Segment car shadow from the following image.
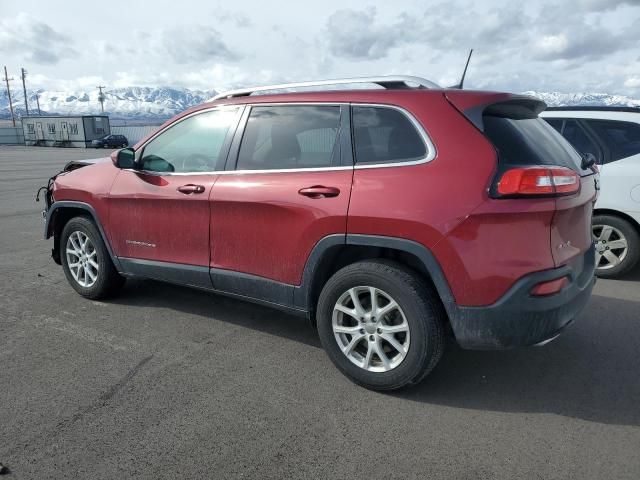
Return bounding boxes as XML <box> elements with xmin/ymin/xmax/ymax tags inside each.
<box><xmin>111</xmin><ymin>278</ymin><xmax>322</xmax><ymax>349</ymax></box>
<box><xmin>112</xmin><ymin>281</ymin><xmax>639</xmax><ymax>427</ymax></box>
<box><xmin>394</xmin><ymin>293</ymin><xmax>640</xmax><ymax>427</ymax></box>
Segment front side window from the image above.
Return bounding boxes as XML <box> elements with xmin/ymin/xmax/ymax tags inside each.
<box><xmin>236</xmin><ymin>105</ymin><xmax>341</xmax><ymax>170</ymax></box>
<box><xmin>140</xmin><ymin>108</ymin><xmax>239</xmax><ymax>173</ymax></box>
<box><xmin>585</xmin><ymin>119</ymin><xmax>640</xmax><ymax>163</ymax></box>
<box><xmin>352</xmin><ymin>106</ymin><xmax>427</xmax><ymax>164</ymax></box>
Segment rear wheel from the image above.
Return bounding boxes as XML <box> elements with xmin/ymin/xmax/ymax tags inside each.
<box><xmin>61</xmin><ymin>216</ymin><xmax>125</xmax><ymax>299</ymax></box>
<box><xmin>592</xmin><ymin>214</ymin><xmax>640</xmax><ymax>278</ymax></box>
<box><xmin>316</xmin><ymin>260</ymin><xmax>445</xmax><ymax>391</ymax></box>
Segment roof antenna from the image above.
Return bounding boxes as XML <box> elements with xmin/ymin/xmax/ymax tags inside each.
<box><xmin>452</xmin><ymin>49</ymin><xmax>473</xmax><ymax>89</ymax></box>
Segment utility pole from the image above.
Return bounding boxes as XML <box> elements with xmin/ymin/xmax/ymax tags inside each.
<box><xmin>2</xmin><ymin>66</ymin><xmax>16</xmax><ymax>127</ymax></box>
<box><xmin>20</xmin><ymin>68</ymin><xmax>29</xmax><ymax>116</ymax></box>
<box><xmin>36</xmin><ymin>93</ymin><xmax>41</xmax><ymax>115</ymax></box>
<box><xmin>96</xmin><ymin>85</ymin><xmax>106</xmax><ymax>113</ymax></box>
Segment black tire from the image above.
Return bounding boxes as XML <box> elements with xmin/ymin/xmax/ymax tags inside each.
<box><xmin>593</xmin><ymin>214</ymin><xmax>640</xmax><ymax>278</ymax></box>
<box><xmin>316</xmin><ymin>260</ymin><xmax>446</xmax><ymax>391</ymax></box>
<box><xmin>60</xmin><ymin>216</ymin><xmax>125</xmax><ymax>299</ymax></box>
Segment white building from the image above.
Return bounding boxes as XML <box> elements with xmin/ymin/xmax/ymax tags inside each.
<box><xmin>21</xmin><ymin>115</ymin><xmax>111</xmax><ymax>147</ymax></box>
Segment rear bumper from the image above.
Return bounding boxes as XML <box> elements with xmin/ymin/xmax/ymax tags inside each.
<box><xmin>449</xmin><ymin>244</ymin><xmax>596</xmax><ymax>349</ymax></box>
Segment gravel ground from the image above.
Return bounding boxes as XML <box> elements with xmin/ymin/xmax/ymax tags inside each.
<box><xmin>1</xmin><ymin>145</ymin><xmax>639</xmax><ymax>479</ymax></box>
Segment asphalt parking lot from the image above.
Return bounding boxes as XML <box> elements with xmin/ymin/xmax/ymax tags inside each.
<box><xmin>1</xmin><ymin>145</ymin><xmax>639</xmax><ymax>479</ymax></box>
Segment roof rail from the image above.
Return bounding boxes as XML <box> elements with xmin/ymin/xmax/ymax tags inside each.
<box><xmin>212</xmin><ymin>75</ymin><xmax>440</xmax><ymax>100</ymax></box>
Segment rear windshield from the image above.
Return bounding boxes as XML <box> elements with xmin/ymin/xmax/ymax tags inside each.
<box><xmin>483</xmin><ymin>115</ymin><xmax>589</xmax><ymax>174</ymax></box>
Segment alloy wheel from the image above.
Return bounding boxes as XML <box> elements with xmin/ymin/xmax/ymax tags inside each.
<box><xmin>593</xmin><ymin>224</ymin><xmax>628</xmax><ymax>270</ymax></box>
<box><xmin>332</xmin><ymin>286</ymin><xmax>410</xmax><ymax>373</ymax></box>
<box><xmin>65</xmin><ymin>231</ymin><xmax>99</xmax><ymax>287</ymax></box>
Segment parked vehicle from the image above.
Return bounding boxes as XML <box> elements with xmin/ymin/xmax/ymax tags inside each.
<box><xmin>542</xmin><ymin>107</ymin><xmax>640</xmax><ymax>278</ymax></box>
<box><xmin>91</xmin><ymin>134</ymin><xmax>128</xmax><ymax>148</ymax></box>
<box><xmin>41</xmin><ymin>76</ymin><xmax>597</xmax><ymax>390</ymax></box>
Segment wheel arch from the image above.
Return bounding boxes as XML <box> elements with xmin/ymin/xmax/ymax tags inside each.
<box><xmin>593</xmin><ymin>208</ymin><xmax>640</xmax><ymax>234</ymax></box>
<box><xmin>45</xmin><ymin>201</ymin><xmax>121</xmax><ymax>271</ymax></box>
<box><xmin>295</xmin><ymin>234</ymin><xmax>457</xmax><ymax>324</ymax></box>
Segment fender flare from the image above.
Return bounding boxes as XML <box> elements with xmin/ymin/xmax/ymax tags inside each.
<box><xmin>294</xmin><ymin>233</ymin><xmax>458</xmax><ymax>320</ymax></box>
<box><xmin>44</xmin><ymin>201</ymin><xmax>122</xmax><ymax>271</ymax></box>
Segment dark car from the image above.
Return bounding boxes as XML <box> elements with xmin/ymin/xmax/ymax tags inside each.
<box><xmin>91</xmin><ymin>134</ymin><xmax>128</xmax><ymax>148</ymax></box>
<box><xmin>42</xmin><ymin>76</ymin><xmax>597</xmax><ymax>390</ymax></box>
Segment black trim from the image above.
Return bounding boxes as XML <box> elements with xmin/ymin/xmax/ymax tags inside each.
<box><xmin>45</xmin><ymin>201</ymin><xmax>122</xmax><ymax>271</ymax></box>
<box><xmin>119</xmin><ymin>258</ymin><xmax>212</xmax><ymax>290</ymax></box>
<box><xmin>452</xmin><ymin>245</ymin><xmax>596</xmax><ymax>349</ymax></box>
<box><xmin>210</xmin><ymin>267</ymin><xmax>294</xmax><ymax>307</ymax></box>
<box><xmin>345</xmin><ymin>234</ymin><xmax>459</xmax><ymax>317</ymax></box>
<box><xmin>293</xmin><ymin>234</ymin><xmax>347</xmax><ymax>310</ymax></box>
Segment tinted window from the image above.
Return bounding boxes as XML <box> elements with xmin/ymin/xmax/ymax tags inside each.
<box><xmin>141</xmin><ymin>108</ymin><xmax>239</xmax><ymax>173</ymax></box>
<box><xmin>237</xmin><ymin>106</ymin><xmax>340</xmax><ymax>170</ymax></box>
<box><xmin>561</xmin><ymin>120</ymin><xmax>601</xmax><ymax>163</ymax></box>
<box><xmin>352</xmin><ymin>106</ymin><xmax>426</xmax><ymax>164</ymax></box>
<box><xmin>544</xmin><ymin>118</ymin><xmax>563</xmax><ymax>133</ymax></box>
<box><xmin>585</xmin><ymin>119</ymin><xmax>640</xmax><ymax>163</ymax></box>
<box><xmin>483</xmin><ymin>116</ymin><xmax>588</xmax><ymax>173</ymax></box>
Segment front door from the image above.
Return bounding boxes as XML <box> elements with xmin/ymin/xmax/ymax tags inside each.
<box><xmin>210</xmin><ymin>104</ymin><xmax>353</xmax><ymax>301</ymax></box>
<box><xmin>108</xmin><ymin>107</ymin><xmax>242</xmax><ymax>272</ymax></box>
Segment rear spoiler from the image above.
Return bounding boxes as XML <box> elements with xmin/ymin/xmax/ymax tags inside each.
<box><xmin>444</xmin><ymin>91</ymin><xmax>547</xmax><ymax>131</ymax></box>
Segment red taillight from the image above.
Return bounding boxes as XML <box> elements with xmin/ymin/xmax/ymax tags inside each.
<box><xmin>496</xmin><ymin>166</ymin><xmax>580</xmax><ymax>197</ymax></box>
<box><xmin>531</xmin><ymin>276</ymin><xmax>569</xmax><ymax>296</ymax></box>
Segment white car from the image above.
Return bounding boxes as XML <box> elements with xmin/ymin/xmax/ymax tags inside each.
<box><xmin>542</xmin><ymin>107</ymin><xmax>640</xmax><ymax>278</ymax></box>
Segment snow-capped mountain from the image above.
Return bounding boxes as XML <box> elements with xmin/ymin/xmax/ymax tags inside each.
<box><xmin>523</xmin><ymin>91</ymin><xmax>640</xmax><ymax>108</ymax></box>
<box><xmin>0</xmin><ymin>86</ymin><xmax>216</xmax><ymax>120</ymax></box>
<box><xmin>1</xmin><ymin>86</ymin><xmax>638</xmax><ymax>121</ymax></box>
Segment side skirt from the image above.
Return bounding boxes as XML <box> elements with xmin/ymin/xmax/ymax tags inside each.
<box><xmin>118</xmin><ymin>258</ymin><xmax>307</xmax><ymax>318</ymax></box>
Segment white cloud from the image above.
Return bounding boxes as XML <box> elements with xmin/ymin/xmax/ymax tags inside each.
<box><xmin>0</xmin><ymin>13</ymin><xmax>77</xmax><ymax>65</ymax></box>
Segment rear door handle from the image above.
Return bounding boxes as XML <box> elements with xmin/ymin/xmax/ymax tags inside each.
<box><xmin>177</xmin><ymin>184</ymin><xmax>205</xmax><ymax>194</ymax></box>
<box><xmin>298</xmin><ymin>186</ymin><xmax>340</xmax><ymax>199</ymax></box>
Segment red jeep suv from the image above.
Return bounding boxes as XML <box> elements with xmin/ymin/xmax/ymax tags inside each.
<box><xmin>42</xmin><ymin>76</ymin><xmax>598</xmax><ymax>390</ymax></box>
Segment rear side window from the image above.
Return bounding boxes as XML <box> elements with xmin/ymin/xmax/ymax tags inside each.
<box><xmin>237</xmin><ymin>106</ymin><xmax>340</xmax><ymax>170</ymax></box>
<box><xmin>483</xmin><ymin>116</ymin><xmax>588</xmax><ymax>174</ymax></box>
<box><xmin>585</xmin><ymin>119</ymin><xmax>640</xmax><ymax>163</ymax></box>
<box><xmin>352</xmin><ymin>106</ymin><xmax>426</xmax><ymax>164</ymax></box>
<box><xmin>561</xmin><ymin>120</ymin><xmax>602</xmax><ymax>164</ymax></box>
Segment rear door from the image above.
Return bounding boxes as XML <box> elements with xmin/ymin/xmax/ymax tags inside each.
<box><xmin>108</xmin><ymin>107</ymin><xmax>241</xmax><ymax>270</ymax></box>
<box><xmin>210</xmin><ymin>104</ymin><xmax>352</xmax><ymax>303</ymax></box>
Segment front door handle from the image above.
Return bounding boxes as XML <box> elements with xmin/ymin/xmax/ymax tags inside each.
<box><xmin>298</xmin><ymin>186</ymin><xmax>340</xmax><ymax>199</ymax></box>
<box><xmin>177</xmin><ymin>184</ymin><xmax>205</xmax><ymax>194</ymax></box>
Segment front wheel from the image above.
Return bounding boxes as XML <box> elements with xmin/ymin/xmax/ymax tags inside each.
<box><xmin>316</xmin><ymin>260</ymin><xmax>445</xmax><ymax>391</ymax></box>
<box><xmin>593</xmin><ymin>214</ymin><xmax>640</xmax><ymax>278</ymax></box>
<box><xmin>61</xmin><ymin>216</ymin><xmax>125</xmax><ymax>299</ymax></box>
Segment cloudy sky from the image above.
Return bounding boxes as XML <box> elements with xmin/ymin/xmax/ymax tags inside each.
<box><xmin>1</xmin><ymin>0</ymin><xmax>639</xmax><ymax>95</ymax></box>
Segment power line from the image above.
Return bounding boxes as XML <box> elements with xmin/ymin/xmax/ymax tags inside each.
<box><xmin>2</xmin><ymin>66</ymin><xmax>16</xmax><ymax>127</ymax></box>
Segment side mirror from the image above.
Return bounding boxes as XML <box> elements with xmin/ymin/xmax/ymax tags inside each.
<box><xmin>111</xmin><ymin>147</ymin><xmax>136</xmax><ymax>169</ymax></box>
<box><xmin>581</xmin><ymin>152</ymin><xmax>597</xmax><ymax>171</ymax></box>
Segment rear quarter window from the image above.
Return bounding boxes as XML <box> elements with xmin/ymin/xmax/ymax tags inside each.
<box><xmin>352</xmin><ymin>106</ymin><xmax>427</xmax><ymax>164</ymax></box>
<box><xmin>585</xmin><ymin>119</ymin><xmax>640</xmax><ymax>163</ymax></box>
<box><xmin>483</xmin><ymin>116</ymin><xmax>589</xmax><ymax>174</ymax></box>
